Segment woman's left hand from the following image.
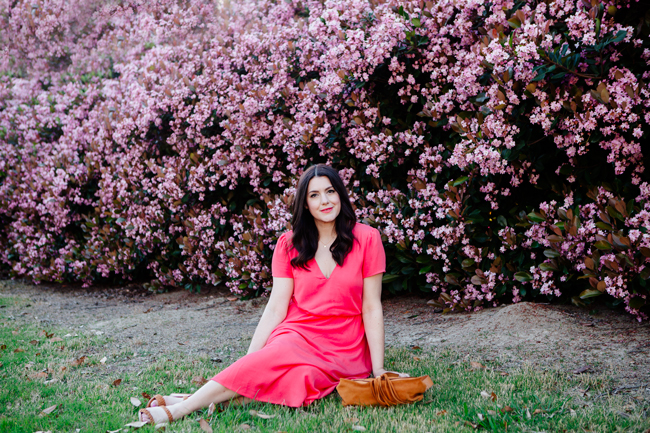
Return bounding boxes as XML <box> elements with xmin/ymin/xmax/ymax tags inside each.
<box><xmin>373</xmin><ymin>368</ymin><xmax>410</xmax><ymax>378</ymax></box>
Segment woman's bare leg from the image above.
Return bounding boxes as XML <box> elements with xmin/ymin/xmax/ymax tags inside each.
<box><xmin>143</xmin><ymin>381</ymin><xmax>250</xmax><ymax>423</ymax></box>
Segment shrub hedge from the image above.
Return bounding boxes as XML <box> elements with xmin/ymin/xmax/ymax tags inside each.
<box><xmin>1</xmin><ymin>0</ymin><xmax>649</xmax><ymax>319</ymax></box>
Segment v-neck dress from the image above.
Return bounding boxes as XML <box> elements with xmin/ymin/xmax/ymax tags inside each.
<box><xmin>210</xmin><ymin>222</ymin><xmax>386</xmax><ymax>407</ymax></box>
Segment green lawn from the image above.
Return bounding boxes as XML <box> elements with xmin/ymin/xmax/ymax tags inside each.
<box><xmin>0</xmin><ymin>295</ymin><xmax>647</xmax><ymax>432</ymax></box>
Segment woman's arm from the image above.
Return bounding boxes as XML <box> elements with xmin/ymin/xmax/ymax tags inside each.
<box><xmin>247</xmin><ymin>277</ymin><xmax>294</xmax><ymax>354</ymax></box>
<box><xmin>362</xmin><ymin>273</ymin><xmax>409</xmax><ymax>377</ymax></box>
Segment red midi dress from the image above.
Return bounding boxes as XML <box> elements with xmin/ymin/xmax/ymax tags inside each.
<box><xmin>210</xmin><ymin>222</ymin><xmax>386</xmax><ymax>407</ymax></box>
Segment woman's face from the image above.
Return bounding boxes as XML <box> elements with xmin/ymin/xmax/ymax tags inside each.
<box><xmin>305</xmin><ymin>176</ymin><xmax>341</xmax><ymax>225</ymax></box>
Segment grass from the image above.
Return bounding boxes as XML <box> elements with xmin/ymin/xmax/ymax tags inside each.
<box><xmin>0</xmin><ymin>295</ymin><xmax>648</xmax><ymax>433</ymax></box>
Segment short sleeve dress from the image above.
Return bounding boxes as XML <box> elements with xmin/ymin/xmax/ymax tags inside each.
<box><xmin>210</xmin><ymin>222</ymin><xmax>386</xmax><ymax>407</ymax></box>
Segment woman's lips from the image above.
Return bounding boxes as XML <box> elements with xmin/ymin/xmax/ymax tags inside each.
<box><xmin>321</xmin><ymin>207</ymin><xmax>333</xmax><ymax>213</ymax></box>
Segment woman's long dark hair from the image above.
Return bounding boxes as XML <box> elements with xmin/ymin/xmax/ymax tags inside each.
<box><xmin>288</xmin><ymin>164</ymin><xmax>357</xmax><ymax>270</ymax></box>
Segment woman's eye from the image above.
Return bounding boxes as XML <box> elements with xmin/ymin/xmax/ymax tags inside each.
<box><xmin>310</xmin><ymin>194</ymin><xmax>317</xmax><ymax>198</ymax></box>
<box><xmin>328</xmin><ymin>189</ymin><xmax>335</xmax><ymax>194</ymax></box>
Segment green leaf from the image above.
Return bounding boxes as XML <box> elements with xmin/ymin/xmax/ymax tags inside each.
<box><xmin>527</xmin><ymin>212</ymin><xmax>546</xmax><ymax>223</ymax></box>
<box><xmin>411</xmin><ymin>17</ymin><xmax>421</xmax><ymax>28</ymax></box>
<box><xmin>610</xmin><ymin>30</ymin><xmax>627</xmax><ymax>44</ymax></box>
<box><xmin>606</xmin><ymin>205</ymin><xmax>624</xmax><ymax>221</ymax></box>
<box><xmin>595</xmin><ymin>222</ymin><xmax>612</xmax><ymax>231</ymax></box>
<box><xmin>544</xmin><ymin>249</ymin><xmax>560</xmax><ymax>258</ymax></box>
<box><xmin>382</xmin><ymin>274</ymin><xmax>400</xmax><ymax>283</ymax></box>
<box><xmin>497</xmin><ymin>215</ymin><xmax>507</xmax><ymax>227</ymax></box>
<box><xmin>628</xmin><ymin>297</ymin><xmax>645</xmax><ymax>310</ymax></box>
<box><xmin>579</xmin><ymin>289</ymin><xmax>602</xmax><ymax>299</ymax></box>
<box><xmin>452</xmin><ymin>176</ymin><xmax>469</xmax><ymax>186</ymax></box>
<box><xmin>531</xmin><ymin>70</ymin><xmax>546</xmax><ymax>82</ymax></box>
<box><xmin>461</xmin><ymin>258</ymin><xmax>475</xmax><ymax>268</ymax></box>
<box><xmin>594</xmin><ymin>240</ymin><xmax>611</xmax><ymax>250</ymax></box>
<box><xmin>507</xmin><ymin>17</ymin><xmax>521</xmax><ymax>28</ymax></box>
<box><xmin>514</xmin><ymin>271</ymin><xmax>533</xmax><ymax>282</ymax></box>
<box><xmin>539</xmin><ymin>263</ymin><xmax>557</xmax><ymax>272</ymax></box>
<box><xmin>445</xmin><ymin>274</ymin><xmax>460</xmax><ymax>285</ymax></box>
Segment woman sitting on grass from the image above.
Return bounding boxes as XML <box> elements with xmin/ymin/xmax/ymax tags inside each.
<box><xmin>139</xmin><ymin>164</ymin><xmax>408</xmax><ymax>425</ymax></box>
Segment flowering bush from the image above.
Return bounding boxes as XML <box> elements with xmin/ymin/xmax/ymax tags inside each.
<box><xmin>1</xmin><ymin>0</ymin><xmax>649</xmax><ymax>320</ymax></box>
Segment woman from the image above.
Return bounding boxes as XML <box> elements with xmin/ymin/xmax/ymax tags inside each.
<box><xmin>139</xmin><ymin>164</ymin><xmax>408</xmax><ymax>425</ymax></box>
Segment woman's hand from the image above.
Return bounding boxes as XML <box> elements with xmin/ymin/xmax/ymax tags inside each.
<box><xmin>372</xmin><ymin>368</ymin><xmax>410</xmax><ymax>378</ymax></box>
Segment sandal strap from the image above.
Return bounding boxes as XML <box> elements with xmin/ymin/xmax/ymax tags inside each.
<box><xmin>161</xmin><ymin>406</ymin><xmax>174</xmax><ymax>423</ymax></box>
<box><xmin>139</xmin><ymin>408</ymin><xmax>154</xmax><ymax>425</ymax></box>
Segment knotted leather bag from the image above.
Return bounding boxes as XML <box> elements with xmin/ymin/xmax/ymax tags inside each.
<box><xmin>336</xmin><ymin>372</ymin><xmax>433</xmax><ymax>407</ymax></box>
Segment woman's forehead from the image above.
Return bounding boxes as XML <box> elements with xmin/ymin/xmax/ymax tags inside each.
<box><xmin>307</xmin><ymin>176</ymin><xmax>333</xmax><ymax>192</ymax></box>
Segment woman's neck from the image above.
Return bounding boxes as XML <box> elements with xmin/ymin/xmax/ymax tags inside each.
<box><xmin>314</xmin><ymin>219</ymin><xmax>337</xmax><ymax>241</ymax></box>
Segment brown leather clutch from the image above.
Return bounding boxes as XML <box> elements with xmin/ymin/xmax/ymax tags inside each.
<box><xmin>336</xmin><ymin>373</ymin><xmax>433</xmax><ymax>407</ymax></box>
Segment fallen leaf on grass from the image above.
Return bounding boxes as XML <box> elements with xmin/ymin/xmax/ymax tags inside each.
<box><xmin>207</xmin><ymin>402</ymin><xmax>216</xmax><ymax>416</ymax></box>
<box><xmin>533</xmin><ymin>409</ymin><xmax>544</xmax><ymax>415</ymax></box>
<box><xmin>413</xmin><ymin>356</ymin><xmax>420</xmax><ymax>361</ymax></box>
<box><xmin>249</xmin><ymin>410</ymin><xmax>277</xmax><ymax>419</ymax></box>
<box><xmin>199</xmin><ymin>419</ymin><xmax>212</xmax><ymax>433</ymax></box>
<box><xmin>38</xmin><ymin>404</ymin><xmax>57</xmax><ymax>417</ymax></box>
<box><xmin>477</xmin><ymin>413</ymin><xmax>484</xmax><ymax>421</ymax></box>
<box><xmin>464</xmin><ymin>420</ymin><xmax>478</xmax><ymax>429</ymax></box>
<box><xmin>34</xmin><ymin>372</ymin><xmax>48</xmax><ymax>379</ymax></box>
<box><xmin>100</xmin><ymin>356</ymin><xmax>107</xmax><ymax>364</ymax></box>
<box><xmin>436</xmin><ymin>410</ymin><xmax>448</xmax><ymax>416</ymax></box>
<box><xmin>487</xmin><ymin>410</ymin><xmax>496</xmax><ymax>415</ymax></box>
<box><xmin>71</xmin><ymin>356</ymin><xmax>87</xmax><ymax>367</ymax></box>
<box><xmin>480</xmin><ymin>391</ymin><xmax>497</xmax><ymax>401</ymax></box>
<box><xmin>345</xmin><ymin>417</ymin><xmax>360</xmax><ymax>423</ymax></box>
<box><xmin>500</xmin><ymin>372</ymin><xmax>509</xmax><ymax>376</ymax></box>
<box><xmin>570</xmin><ymin>408</ymin><xmax>577</xmax><ymax>417</ymax></box>
<box><xmin>177</xmin><ymin>341</ymin><xmax>188</xmax><ymax>346</ymax></box>
<box><xmin>14</xmin><ymin>348</ymin><xmax>24</xmax><ymax>353</ymax></box>
<box><xmin>192</xmin><ymin>376</ymin><xmax>208</xmax><ymax>385</ymax></box>
<box><xmin>108</xmin><ymin>429</ymin><xmax>122</xmax><ymax>433</ymax></box>
<box><xmin>239</xmin><ymin>424</ymin><xmax>251</xmax><ymax>430</ymax></box>
<box><xmin>124</xmin><ymin>421</ymin><xmax>147</xmax><ymax>428</ymax></box>
<box><xmin>501</xmin><ymin>406</ymin><xmax>514</xmax><ymax>413</ymax></box>
<box><xmin>142</xmin><ymin>392</ymin><xmax>152</xmax><ymax>400</ymax></box>
<box><xmin>352</xmin><ymin>426</ymin><xmax>366</xmax><ymax>432</ymax></box>
<box><xmin>50</xmin><ymin>337</ymin><xmax>63</xmax><ymax>342</ymax></box>
<box><xmin>0</xmin><ymin>344</ymin><xmax>6</xmax><ymax>350</ymax></box>
<box><xmin>112</xmin><ymin>378</ymin><xmax>122</xmax><ymax>387</ymax></box>
<box><xmin>573</xmin><ymin>365</ymin><xmax>591</xmax><ymax>374</ymax></box>
<box><xmin>227</xmin><ymin>296</ymin><xmax>238</xmax><ymax>301</ymax></box>
<box><xmin>470</xmin><ymin>361</ymin><xmax>486</xmax><ymax>370</ymax></box>
<box><xmin>12</xmin><ymin>330</ymin><xmax>19</xmax><ymax>335</ymax></box>
<box><xmin>130</xmin><ymin>397</ymin><xmax>142</xmax><ymax>407</ymax></box>
<box><xmin>0</xmin><ymin>362</ymin><xmax>3</xmax><ymax>368</ymax></box>
<box><xmin>30</xmin><ymin>340</ymin><xmax>39</xmax><ymax>345</ymax></box>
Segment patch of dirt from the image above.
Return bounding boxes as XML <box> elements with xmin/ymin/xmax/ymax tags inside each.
<box><xmin>2</xmin><ymin>279</ymin><xmax>649</xmax><ymax>397</ymax></box>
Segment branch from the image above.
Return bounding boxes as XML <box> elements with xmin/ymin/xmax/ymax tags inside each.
<box><xmin>542</xmin><ymin>55</ymin><xmax>602</xmax><ymax>80</ymax></box>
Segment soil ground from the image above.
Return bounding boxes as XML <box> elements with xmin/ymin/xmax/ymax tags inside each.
<box><xmin>1</xmin><ymin>279</ymin><xmax>649</xmax><ymax>402</ymax></box>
